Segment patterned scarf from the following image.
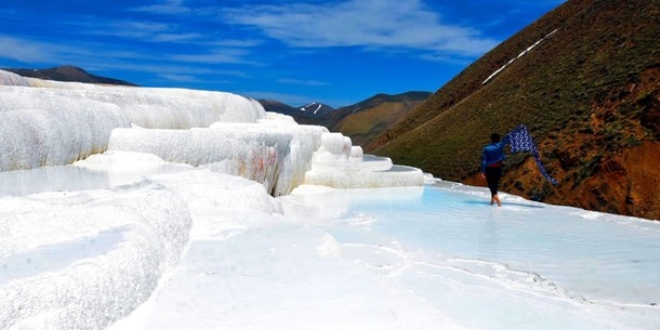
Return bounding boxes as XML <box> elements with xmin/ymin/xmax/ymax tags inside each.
<box><xmin>506</xmin><ymin>125</ymin><xmax>558</xmax><ymax>185</ymax></box>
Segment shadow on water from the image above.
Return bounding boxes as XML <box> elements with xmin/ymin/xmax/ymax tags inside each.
<box><xmin>463</xmin><ymin>200</ymin><xmax>546</xmax><ymax>209</ymax></box>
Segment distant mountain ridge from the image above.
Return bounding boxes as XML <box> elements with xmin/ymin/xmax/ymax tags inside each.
<box><xmin>259</xmin><ymin>100</ymin><xmax>335</xmax><ymax>119</ymax></box>
<box><xmin>259</xmin><ymin>100</ymin><xmax>298</xmax><ymax>116</ymax></box>
<box><xmin>324</xmin><ymin>92</ymin><xmax>432</xmax><ymax>147</ymax></box>
<box><xmin>4</xmin><ymin>65</ymin><xmax>137</xmax><ymax>86</ymax></box>
<box><xmin>369</xmin><ymin>0</ymin><xmax>660</xmax><ymax>220</ymax></box>
<box><xmin>337</xmin><ymin>92</ymin><xmax>433</xmax><ymax>115</ymax></box>
<box><xmin>260</xmin><ymin>91</ymin><xmax>432</xmax><ymax>147</ymax></box>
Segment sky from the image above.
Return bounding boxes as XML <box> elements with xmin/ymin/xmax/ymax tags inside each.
<box><xmin>0</xmin><ymin>0</ymin><xmax>565</xmax><ymax>107</ymax></box>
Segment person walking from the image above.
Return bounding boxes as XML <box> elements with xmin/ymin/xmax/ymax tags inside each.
<box><xmin>480</xmin><ymin>132</ymin><xmax>510</xmax><ymax>207</ymax></box>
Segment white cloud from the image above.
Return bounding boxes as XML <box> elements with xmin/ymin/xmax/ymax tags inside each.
<box><xmin>153</xmin><ymin>33</ymin><xmax>203</xmax><ymax>42</ymax></box>
<box><xmin>132</xmin><ymin>0</ymin><xmax>192</xmax><ymax>15</ymax></box>
<box><xmin>223</xmin><ymin>0</ymin><xmax>499</xmax><ymax>57</ymax></box>
<box><xmin>418</xmin><ymin>53</ymin><xmax>471</xmax><ymax>65</ymax></box>
<box><xmin>83</xmin><ymin>20</ymin><xmax>173</xmax><ymax>40</ymax></box>
<box><xmin>0</xmin><ymin>36</ymin><xmax>52</xmax><ymax>62</ymax></box>
<box><xmin>170</xmin><ymin>49</ymin><xmax>258</xmax><ymax>65</ymax></box>
<box><xmin>78</xmin><ymin>19</ymin><xmax>262</xmax><ymax>50</ymax></box>
<box><xmin>91</xmin><ymin>62</ymin><xmax>250</xmax><ymax>79</ymax></box>
<box><xmin>157</xmin><ymin>73</ymin><xmax>198</xmax><ymax>82</ymax></box>
<box><xmin>206</xmin><ymin>39</ymin><xmax>263</xmax><ymax>48</ymax></box>
<box><xmin>0</xmin><ymin>34</ymin><xmax>254</xmax><ymax>82</ymax></box>
<box><xmin>278</xmin><ymin>78</ymin><xmax>329</xmax><ymax>87</ymax></box>
<box><xmin>0</xmin><ymin>36</ymin><xmax>146</xmax><ymax>65</ymax></box>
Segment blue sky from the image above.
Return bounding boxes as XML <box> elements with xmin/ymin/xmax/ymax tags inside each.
<box><xmin>0</xmin><ymin>0</ymin><xmax>564</xmax><ymax>107</ymax></box>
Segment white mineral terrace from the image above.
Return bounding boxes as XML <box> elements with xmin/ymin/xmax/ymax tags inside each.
<box><xmin>0</xmin><ymin>69</ymin><xmax>425</xmax><ymax>329</ymax></box>
<box><xmin>0</xmin><ymin>69</ymin><xmax>423</xmax><ymax>193</ymax></box>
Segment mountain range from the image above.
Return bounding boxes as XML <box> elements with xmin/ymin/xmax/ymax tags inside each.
<box><xmin>367</xmin><ymin>0</ymin><xmax>660</xmax><ymax>220</ymax></box>
<box><xmin>3</xmin><ymin>65</ymin><xmax>137</xmax><ymax>86</ymax></box>
<box><xmin>259</xmin><ymin>100</ymin><xmax>335</xmax><ymax>119</ymax></box>
<box><xmin>260</xmin><ymin>91</ymin><xmax>432</xmax><ymax>147</ymax></box>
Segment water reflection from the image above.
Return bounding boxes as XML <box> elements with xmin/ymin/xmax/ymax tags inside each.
<box><xmin>282</xmin><ymin>183</ymin><xmax>660</xmax><ymax>309</ymax></box>
<box><xmin>0</xmin><ymin>163</ymin><xmax>191</xmax><ymax>197</ymax></box>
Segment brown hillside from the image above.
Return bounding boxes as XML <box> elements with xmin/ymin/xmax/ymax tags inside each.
<box><xmin>332</xmin><ymin>99</ymin><xmax>428</xmax><ymax>147</ymax></box>
<box><xmin>370</xmin><ymin>0</ymin><xmax>660</xmax><ymax>220</ymax></box>
<box><xmin>294</xmin><ymin>92</ymin><xmax>430</xmax><ymax>147</ymax></box>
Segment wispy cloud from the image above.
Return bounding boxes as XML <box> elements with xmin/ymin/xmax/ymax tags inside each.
<box><xmin>152</xmin><ymin>33</ymin><xmax>204</xmax><ymax>42</ymax></box>
<box><xmin>278</xmin><ymin>78</ymin><xmax>329</xmax><ymax>86</ymax></box>
<box><xmin>82</xmin><ymin>20</ymin><xmax>179</xmax><ymax>41</ymax></box>
<box><xmin>132</xmin><ymin>0</ymin><xmax>192</xmax><ymax>15</ymax></box>
<box><xmin>0</xmin><ymin>35</ymin><xmax>250</xmax><ymax>80</ymax></box>
<box><xmin>78</xmin><ymin>18</ymin><xmax>264</xmax><ymax>57</ymax></box>
<box><xmin>86</xmin><ymin>62</ymin><xmax>252</xmax><ymax>87</ymax></box>
<box><xmin>170</xmin><ymin>49</ymin><xmax>258</xmax><ymax>66</ymax></box>
<box><xmin>0</xmin><ymin>35</ymin><xmax>144</xmax><ymax>64</ymax></box>
<box><xmin>94</xmin><ymin>62</ymin><xmax>244</xmax><ymax>77</ymax></box>
<box><xmin>223</xmin><ymin>0</ymin><xmax>499</xmax><ymax>57</ymax></box>
<box><xmin>0</xmin><ymin>36</ymin><xmax>54</xmax><ymax>62</ymax></box>
<box><xmin>157</xmin><ymin>73</ymin><xmax>198</xmax><ymax>82</ymax></box>
<box><xmin>206</xmin><ymin>39</ymin><xmax>264</xmax><ymax>48</ymax></box>
<box><xmin>419</xmin><ymin>53</ymin><xmax>472</xmax><ymax>65</ymax></box>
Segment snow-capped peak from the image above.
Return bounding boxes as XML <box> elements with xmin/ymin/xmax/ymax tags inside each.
<box><xmin>300</xmin><ymin>102</ymin><xmax>325</xmax><ymax>115</ymax></box>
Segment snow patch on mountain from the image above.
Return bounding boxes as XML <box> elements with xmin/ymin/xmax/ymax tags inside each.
<box><xmin>483</xmin><ymin>29</ymin><xmax>558</xmax><ymax>85</ymax></box>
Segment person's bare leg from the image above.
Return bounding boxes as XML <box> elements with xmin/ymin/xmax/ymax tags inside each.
<box><xmin>490</xmin><ymin>197</ymin><xmax>494</xmax><ymax>205</ymax></box>
<box><xmin>493</xmin><ymin>195</ymin><xmax>502</xmax><ymax>207</ymax></box>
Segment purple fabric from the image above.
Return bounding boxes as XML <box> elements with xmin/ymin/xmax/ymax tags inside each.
<box><xmin>506</xmin><ymin>125</ymin><xmax>557</xmax><ymax>185</ymax></box>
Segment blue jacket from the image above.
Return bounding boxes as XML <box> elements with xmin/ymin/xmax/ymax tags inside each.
<box><xmin>481</xmin><ymin>135</ymin><xmax>510</xmax><ymax>173</ymax></box>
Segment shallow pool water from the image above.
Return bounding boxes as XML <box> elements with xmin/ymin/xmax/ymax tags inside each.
<box><xmin>281</xmin><ymin>182</ymin><xmax>660</xmax><ymax>329</ymax></box>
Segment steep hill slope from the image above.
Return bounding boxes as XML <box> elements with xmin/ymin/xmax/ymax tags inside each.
<box><xmin>4</xmin><ymin>65</ymin><xmax>137</xmax><ymax>86</ymax></box>
<box><xmin>370</xmin><ymin>0</ymin><xmax>660</xmax><ymax>220</ymax></box>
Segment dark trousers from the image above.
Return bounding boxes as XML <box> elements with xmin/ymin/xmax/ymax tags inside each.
<box><xmin>485</xmin><ymin>166</ymin><xmax>503</xmax><ymax>197</ymax></box>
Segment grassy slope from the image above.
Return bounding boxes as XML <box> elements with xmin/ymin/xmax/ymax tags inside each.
<box><xmin>332</xmin><ymin>97</ymin><xmax>429</xmax><ymax>147</ymax></box>
<box><xmin>371</xmin><ymin>0</ymin><xmax>660</xmax><ymax>220</ymax></box>
<box><xmin>335</xmin><ymin>102</ymin><xmax>414</xmax><ymax>147</ymax></box>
